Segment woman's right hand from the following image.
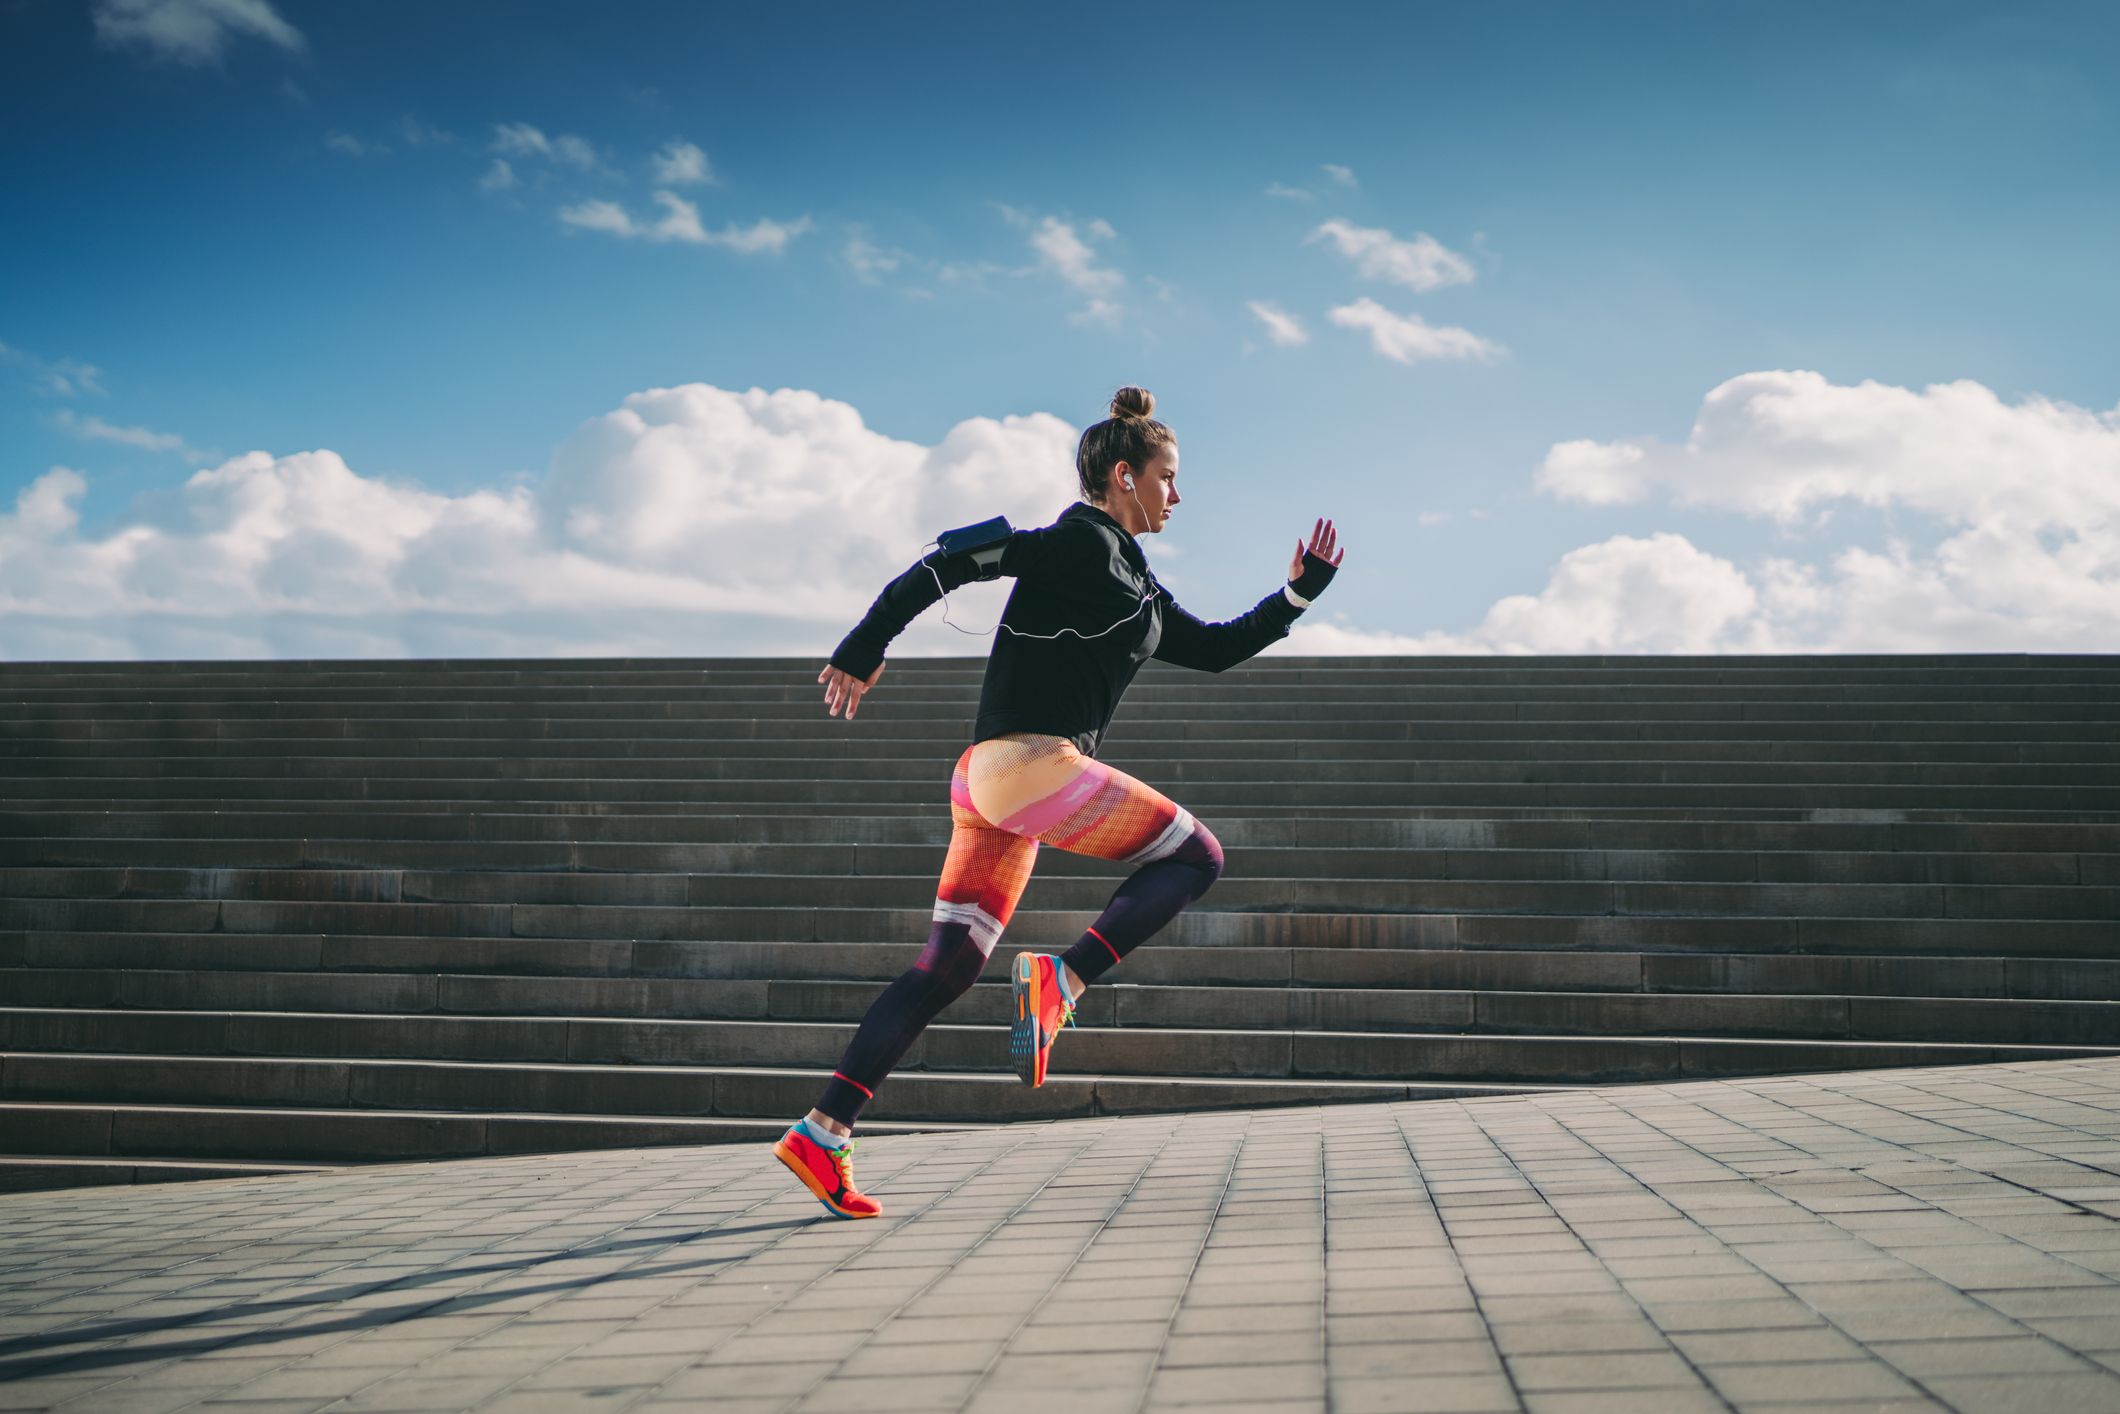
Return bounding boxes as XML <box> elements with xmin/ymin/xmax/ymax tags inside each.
<box><xmin>818</xmin><ymin>661</ymin><xmax>885</xmax><ymax>719</ymax></box>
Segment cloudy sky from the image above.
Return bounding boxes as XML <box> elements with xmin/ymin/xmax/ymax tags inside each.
<box><xmin>2</xmin><ymin>0</ymin><xmax>2117</xmax><ymax>660</ymax></box>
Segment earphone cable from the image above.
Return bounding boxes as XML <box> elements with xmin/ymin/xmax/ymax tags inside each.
<box><xmin>925</xmin><ymin>481</ymin><xmax>1159</xmax><ymax>641</ymax></box>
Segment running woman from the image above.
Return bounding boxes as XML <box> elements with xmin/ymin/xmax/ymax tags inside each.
<box><xmin>774</xmin><ymin>386</ymin><xmax>1343</xmax><ymax>1219</ymax></box>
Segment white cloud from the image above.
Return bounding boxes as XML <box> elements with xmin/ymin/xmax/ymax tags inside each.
<box><xmin>1508</xmin><ymin>370</ymin><xmax>2120</xmax><ymax>651</ymax></box>
<box><xmin>1416</xmin><ymin>511</ymin><xmax>1454</xmax><ymax>528</ymax></box>
<box><xmin>557</xmin><ymin>198</ymin><xmax>633</xmax><ymax>236</ymax></box>
<box><xmin>844</xmin><ymin>230</ymin><xmax>907</xmax><ymax>284</ymax></box>
<box><xmin>0</xmin><ymin>341</ymin><xmax>107</xmax><ymax>398</ymax></box>
<box><xmin>395</xmin><ymin>115</ymin><xmax>454</xmax><ymax>148</ymax></box>
<box><xmin>709</xmin><ymin>215</ymin><xmax>813</xmax><ymax>254</ymax></box>
<box><xmin>324</xmin><ymin>130</ymin><xmax>381</xmax><ymax>158</ymax></box>
<box><xmin>1321</xmin><ymin>163</ymin><xmax>1358</xmax><ymax>188</ymax></box>
<box><xmin>9</xmin><ymin>468</ymin><xmax>88</xmax><ymax>538</ymax></box>
<box><xmin>492</xmin><ymin>122</ymin><xmax>601</xmax><ymax>171</ymax></box>
<box><xmin>1025</xmin><ymin>216</ymin><xmax>1121</xmax><ymax>297</ymax></box>
<box><xmin>1536</xmin><ymin>369</ymin><xmax>2120</xmax><ymax>533</ymax></box>
<box><xmin>1328</xmin><ymin>298</ymin><xmax>1504</xmax><ymax>365</ymax></box>
<box><xmin>54</xmin><ymin>409</ymin><xmax>202</xmax><ymax>460</ymax></box>
<box><xmin>652</xmin><ymin>140</ymin><xmax>713</xmax><ymax>185</ymax></box>
<box><xmin>1325</xmin><ymin>521</ymin><xmax>2120</xmax><ymax>656</ymax></box>
<box><xmin>1343</xmin><ymin>370</ymin><xmax>2120</xmax><ymax>656</ymax></box>
<box><xmin>641</xmin><ymin>191</ymin><xmax>707</xmax><ymax>243</ymax></box>
<box><xmin>1307</xmin><ymin>219</ymin><xmax>1476</xmax><ymax>292</ymax></box>
<box><xmin>1452</xmin><ymin>533</ymin><xmax>1761</xmax><ymax>653</ymax></box>
<box><xmin>0</xmin><ymin>385</ymin><xmax>1086</xmax><ymax>660</ymax></box>
<box><xmin>1246</xmin><ymin>300</ymin><xmax>1309</xmax><ymax>347</ymax></box>
<box><xmin>1265</xmin><ymin>183</ymin><xmax>1314</xmax><ymax>202</ymax></box>
<box><xmin>1067</xmin><ymin>299</ymin><xmax>1123</xmax><ymax>329</ymax></box>
<box><xmin>478</xmin><ymin>159</ymin><xmax>519</xmax><ymax>193</ymax></box>
<box><xmin>1270</xmin><ymin>533</ymin><xmax>1769</xmax><ymax>656</ymax></box>
<box><xmin>491</xmin><ymin>123</ymin><xmax>550</xmax><ymax>157</ymax></box>
<box><xmin>559</xmin><ymin>196</ymin><xmax>809</xmax><ymax>253</ymax></box>
<box><xmin>91</xmin><ymin>0</ymin><xmax>303</xmax><ymax>65</ymax></box>
<box><xmin>998</xmin><ymin>208</ymin><xmax>1128</xmax><ymax>325</ymax></box>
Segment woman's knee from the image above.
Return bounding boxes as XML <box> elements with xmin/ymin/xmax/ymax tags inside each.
<box><xmin>1175</xmin><ymin>818</ymin><xmax>1224</xmax><ymax>891</ymax></box>
<box><xmin>910</xmin><ymin>930</ymin><xmax>987</xmax><ymax>1002</ymax></box>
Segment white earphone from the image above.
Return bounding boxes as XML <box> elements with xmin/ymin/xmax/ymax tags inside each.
<box><xmin>926</xmin><ymin>470</ymin><xmax>1156</xmax><ymax>642</ymax></box>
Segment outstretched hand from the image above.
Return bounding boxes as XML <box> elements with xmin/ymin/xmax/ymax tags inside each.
<box><xmin>1289</xmin><ymin>517</ymin><xmax>1344</xmax><ymax>582</ymax></box>
<box><xmin>818</xmin><ymin>661</ymin><xmax>885</xmax><ymax>720</ymax></box>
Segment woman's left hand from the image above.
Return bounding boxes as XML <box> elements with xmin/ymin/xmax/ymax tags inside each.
<box><xmin>1289</xmin><ymin>518</ymin><xmax>1343</xmax><ymax>581</ymax></box>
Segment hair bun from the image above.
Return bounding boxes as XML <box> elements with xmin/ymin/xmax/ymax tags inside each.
<box><xmin>1109</xmin><ymin>386</ymin><xmax>1155</xmax><ymax>421</ymax></box>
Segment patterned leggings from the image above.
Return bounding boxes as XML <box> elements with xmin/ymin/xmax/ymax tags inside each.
<box><xmin>814</xmin><ymin>731</ymin><xmax>1225</xmax><ymax>1125</ymax></box>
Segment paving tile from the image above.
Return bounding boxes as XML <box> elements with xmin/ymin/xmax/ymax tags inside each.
<box><xmin>1918</xmin><ymin>1372</ymin><xmax>2120</xmax><ymax>1413</ymax></box>
<box><xmin>1702</xmin><ymin>1357</ymin><xmax>1927</xmax><ymax>1403</ymax></box>
<box><xmin>1145</xmin><ymin>1361</ymin><xmax>1326</xmax><ymax>1403</ymax></box>
<box><xmin>1521</xmin><ymin>1390</ymin><xmax>1725</xmax><ymax>1414</ymax></box>
<box><xmin>1506</xmin><ymin>1350</ymin><xmax>1699</xmax><ymax>1392</ymax></box>
<box><xmin>8</xmin><ymin>1058</ymin><xmax>2120</xmax><ymax>1414</ymax></box>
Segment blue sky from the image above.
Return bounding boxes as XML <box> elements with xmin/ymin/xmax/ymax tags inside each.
<box><xmin>3</xmin><ymin>0</ymin><xmax>2117</xmax><ymax>659</ymax></box>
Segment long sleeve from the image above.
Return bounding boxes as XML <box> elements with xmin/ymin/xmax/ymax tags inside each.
<box><xmin>828</xmin><ymin>520</ymin><xmax>1096</xmax><ymax>679</ymax></box>
<box><xmin>1150</xmin><ymin>577</ymin><xmax>1306</xmax><ymax>674</ymax></box>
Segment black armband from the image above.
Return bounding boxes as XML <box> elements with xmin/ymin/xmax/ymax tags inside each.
<box><xmin>1289</xmin><ymin>549</ymin><xmax>1337</xmax><ymax>601</ymax></box>
<box><xmin>937</xmin><ymin>515</ymin><xmax>1013</xmax><ymax>581</ymax></box>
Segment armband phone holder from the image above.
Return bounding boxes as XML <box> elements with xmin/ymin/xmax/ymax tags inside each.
<box><xmin>924</xmin><ymin>509</ymin><xmax>1156</xmax><ymax>642</ymax></box>
<box><xmin>937</xmin><ymin>515</ymin><xmax>1013</xmax><ymax>579</ymax></box>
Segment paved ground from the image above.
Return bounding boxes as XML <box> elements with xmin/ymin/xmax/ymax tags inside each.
<box><xmin>3</xmin><ymin>1060</ymin><xmax>2119</xmax><ymax>1414</ymax></box>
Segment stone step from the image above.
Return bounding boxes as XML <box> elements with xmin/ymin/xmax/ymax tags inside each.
<box><xmin>5</xmin><ymin>1009</ymin><xmax>2112</xmax><ymax>1083</ymax></box>
<box><xmin>11</xmin><ymin>695</ymin><xmax>2120</xmax><ymax>725</ymax></box>
<box><xmin>15</xmin><ymin>714</ymin><xmax>2120</xmax><ymax>747</ymax></box>
<box><xmin>23</xmin><ymin>800</ymin><xmax>2112</xmax><ymax>826</ymax></box>
<box><xmin>0</xmin><ymin>1098</ymin><xmax>974</xmax><ymax>1163</ymax></box>
<box><xmin>8</xmin><ymin>931</ymin><xmax>2111</xmax><ymax>998</ymax></box>
<box><xmin>8</xmin><ymin>658</ymin><xmax>2119</xmax><ymax>686</ymax></box>
<box><xmin>1</xmin><ymin>867</ymin><xmax>2111</xmax><ymax>921</ymax></box>
<box><xmin>7</xmin><ymin>969</ymin><xmax>2114</xmax><ymax>1044</ymax></box>
<box><xmin>6</xmin><ymin>646</ymin><xmax>2113</xmax><ymax>664</ymax></box>
<box><xmin>14</xmin><ymin>755</ymin><xmax>2120</xmax><ymax>789</ymax></box>
<box><xmin>7</xmin><ymin>652</ymin><xmax>2116</xmax><ymax>1175</ymax></box>
<box><xmin>7</xmin><ymin>777</ymin><xmax>2118</xmax><ymax>811</ymax></box>
<box><xmin>2</xmin><ymin>900</ymin><xmax>2110</xmax><ymax>956</ymax></box>
<box><xmin>0</xmin><ymin>1154</ymin><xmax>339</xmax><ymax>1193</ymax></box>
<box><xmin>5</xmin><ymin>810</ymin><xmax>2116</xmax><ymax>852</ymax></box>
<box><xmin>0</xmin><ymin>837</ymin><xmax>2109</xmax><ymax>885</ymax></box>
<box><xmin>24</xmin><ymin>746</ymin><xmax>2120</xmax><ymax>780</ymax></box>
<box><xmin>8</xmin><ymin>670</ymin><xmax>2120</xmax><ymax>696</ymax></box>
<box><xmin>0</xmin><ymin>1053</ymin><xmax>1517</xmax><ymax>1128</ymax></box>
<box><xmin>15</xmin><ymin>736</ymin><xmax>2120</xmax><ymax>767</ymax></box>
<box><xmin>11</xmin><ymin>679</ymin><xmax>2120</xmax><ymax>704</ymax></box>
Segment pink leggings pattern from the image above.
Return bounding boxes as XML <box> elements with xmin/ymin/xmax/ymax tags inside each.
<box><xmin>815</xmin><ymin>732</ymin><xmax>1224</xmax><ymax>1125</ymax></box>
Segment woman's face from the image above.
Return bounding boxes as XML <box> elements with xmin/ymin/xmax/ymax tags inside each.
<box><xmin>1111</xmin><ymin>445</ymin><xmax>1180</xmax><ymax>533</ymax></box>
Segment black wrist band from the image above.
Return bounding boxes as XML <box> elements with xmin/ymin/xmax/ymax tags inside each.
<box><xmin>1289</xmin><ymin>549</ymin><xmax>1336</xmax><ymax>600</ymax></box>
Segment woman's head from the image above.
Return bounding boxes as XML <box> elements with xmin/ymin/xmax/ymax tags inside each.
<box><xmin>1078</xmin><ymin>386</ymin><xmax>1180</xmax><ymax>534</ymax></box>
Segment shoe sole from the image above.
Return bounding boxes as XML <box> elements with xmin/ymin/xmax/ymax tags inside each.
<box><xmin>1010</xmin><ymin>952</ymin><xmax>1047</xmax><ymax>1088</ymax></box>
<box><xmin>773</xmin><ymin>1136</ymin><xmax>880</xmax><ymax>1220</ymax></box>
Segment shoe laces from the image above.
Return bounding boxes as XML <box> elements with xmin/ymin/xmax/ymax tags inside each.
<box><xmin>830</xmin><ymin>1139</ymin><xmax>858</xmax><ymax>1183</ymax></box>
<box><xmin>1048</xmin><ymin>958</ymin><xmax>1077</xmax><ymax>1030</ymax></box>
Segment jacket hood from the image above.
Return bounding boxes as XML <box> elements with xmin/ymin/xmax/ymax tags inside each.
<box><xmin>1060</xmin><ymin>500</ymin><xmax>1144</xmax><ymax>565</ymax></box>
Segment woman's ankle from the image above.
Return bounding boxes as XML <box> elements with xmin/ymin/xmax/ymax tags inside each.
<box><xmin>805</xmin><ymin>1108</ymin><xmax>852</xmax><ymax>1138</ymax></box>
<box><xmin>1060</xmin><ymin>961</ymin><xmax>1085</xmax><ymax>998</ymax></box>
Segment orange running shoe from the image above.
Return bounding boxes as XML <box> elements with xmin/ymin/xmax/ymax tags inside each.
<box><xmin>773</xmin><ymin>1123</ymin><xmax>883</xmax><ymax>1219</ymax></box>
<box><xmin>1010</xmin><ymin>951</ymin><xmax>1077</xmax><ymax>1088</ymax></box>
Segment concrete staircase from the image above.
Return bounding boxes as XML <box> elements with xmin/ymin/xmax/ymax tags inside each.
<box><xmin>2</xmin><ymin>655</ymin><xmax>2117</xmax><ymax>1190</ymax></box>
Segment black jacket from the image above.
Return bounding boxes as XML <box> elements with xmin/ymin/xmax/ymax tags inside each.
<box><xmin>829</xmin><ymin>500</ymin><xmax>1310</xmax><ymax>758</ymax></box>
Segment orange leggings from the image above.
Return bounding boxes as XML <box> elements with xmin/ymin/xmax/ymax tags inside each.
<box><xmin>816</xmin><ymin>731</ymin><xmax>1225</xmax><ymax>1124</ymax></box>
